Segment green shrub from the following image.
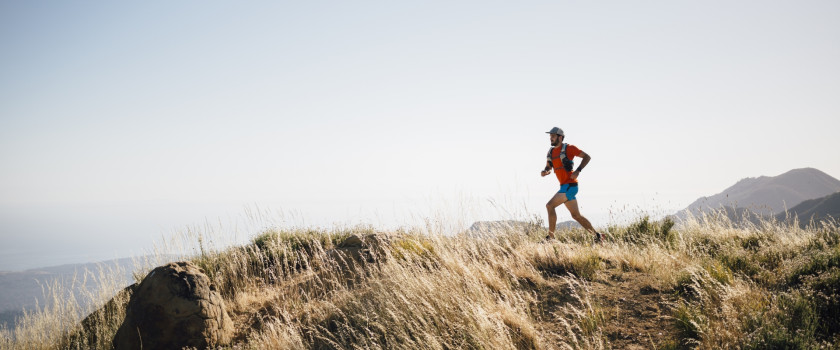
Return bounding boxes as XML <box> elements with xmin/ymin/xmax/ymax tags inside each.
<box><xmin>738</xmin><ymin>232</ymin><xmax>775</xmax><ymax>252</ymax></box>
<box><xmin>391</xmin><ymin>237</ymin><xmax>436</xmax><ymax>261</ymax></box>
<box><xmin>253</xmin><ymin>229</ymin><xmax>337</xmax><ymax>254</ymax></box>
<box><xmin>744</xmin><ymin>291</ymin><xmax>819</xmax><ymax>349</ymax></box>
<box><xmin>814</xmin><ymin>225</ymin><xmax>840</xmax><ymax>247</ymax></box>
<box><xmin>754</xmin><ymin>249</ymin><xmax>786</xmax><ymax>273</ymax></box>
<box><xmin>672</xmin><ymin>270</ymin><xmax>695</xmax><ymax>297</ymax></box>
<box><xmin>688</xmin><ymin>234</ymin><xmax>724</xmax><ymax>258</ymax></box>
<box><xmin>673</xmin><ymin>302</ymin><xmax>705</xmax><ymax>346</ymax></box>
<box><xmin>238</xmin><ymin>229</ymin><xmax>340</xmax><ymax>288</ymax></box>
<box><xmin>718</xmin><ymin>250</ymin><xmax>761</xmax><ymax>280</ymax></box>
<box><xmin>568</xmin><ymin>249</ymin><xmax>603</xmax><ymax>280</ymax></box>
<box><xmin>703</xmin><ymin>261</ymin><xmax>733</xmax><ymax>286</ymax></box>
<box><xmin>672</xmin><ymin>265</ymin><xmax>729</xmax><ymax>300</ymax></box>
<box><xmin>802</xmin><ymin>267</ymin><xmax>840</xmax><ymax>338</ymax></box>
<box><xmin>614</xmin><ymin>216</ymin><xmax>678</xmax><ymax>247</ymax></box>
<box><xmin>786</xmin><ymin>245</ymin><xmax>840</xmax><ymax>287</ymax></box>
<box><xmin>657</xmin><ymin>339</ymin><xmax>683</xmax><ymax>350</ymax></box>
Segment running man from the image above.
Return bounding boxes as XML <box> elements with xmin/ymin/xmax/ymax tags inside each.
<box><xmin>540</xmin><ymin>127</ymin><xmax>603</xmax><ymax>242</ymax></box>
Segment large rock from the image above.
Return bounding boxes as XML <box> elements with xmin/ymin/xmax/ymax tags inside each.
<box><xmin>112</xmin><ymin>261</ymin><xmax>233</xmax><ymax>350</ymax></box>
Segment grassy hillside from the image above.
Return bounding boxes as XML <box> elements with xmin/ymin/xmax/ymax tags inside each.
<box><xmin>1</xmin><ymin>212</ymin><xmax>839</xmax><ymax>349</ymax></box>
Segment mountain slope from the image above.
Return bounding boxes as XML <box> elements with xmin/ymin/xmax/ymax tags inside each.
<box><xmin>682</xmin><ymin>168</ymin><xmax>840</xmax><ymax>216</ymax></box>
<box><xmin>777</xmin><ymin>191</ymin><xmax>840</xmax><ymax>224</ymax></box>
<box><xmin>0</xmin><ymin>257</ymin><xmax>166</xmax><ymax>328</ymax></box>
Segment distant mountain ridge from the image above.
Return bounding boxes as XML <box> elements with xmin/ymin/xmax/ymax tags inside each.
<box><xmin>0</xmin><ymin>256</ymin><xmax>172</xmax><ymax>329</ymax></box>
<box><xmin>777</xmin><ymin>191</ymin><xmax>840</xmax><ymax>224</ymax></box>
<box><xmin>682</xmin><ymin>168</ymin><xmax>840</xmax><ymax>216</ymax></box>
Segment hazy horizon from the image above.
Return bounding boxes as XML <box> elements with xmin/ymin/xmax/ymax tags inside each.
<box><xmin>2</xmin><ymin>1</ymin><xmax>839</xmax><ymax>271</ymax></box>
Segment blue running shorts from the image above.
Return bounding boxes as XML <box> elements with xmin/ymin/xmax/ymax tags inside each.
<box><xmin>557</xmin><ymin>183</ymin><xmax>579</xmax><ymax>201</ymax></box>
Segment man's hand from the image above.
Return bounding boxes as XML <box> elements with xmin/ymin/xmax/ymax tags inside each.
<box><xmin>570</xmin><ymin>170</ymin><xmax>580</xmax><ymax>180</ymax></box>
<box><xmin>541</xmin><ymin>170</ymin><xmax>550</xmax><ymax>177</ymax></box>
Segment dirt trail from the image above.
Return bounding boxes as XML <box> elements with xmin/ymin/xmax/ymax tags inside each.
<box><xmin>575</xmin><ymin>269</ymin><xmax>679</xmax><ymax>349</ymax></box>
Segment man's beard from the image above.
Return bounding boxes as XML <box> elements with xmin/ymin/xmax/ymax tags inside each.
<box><xmin>551</xmin><ymin>139</ymin><xmax>559</xmax><ymax>146</ymax></box>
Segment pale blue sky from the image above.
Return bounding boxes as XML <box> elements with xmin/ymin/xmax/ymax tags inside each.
<box><xmin>2</xmin><ymin>1</ymin><xmax>839</xmax><ymax>270</ymax></box>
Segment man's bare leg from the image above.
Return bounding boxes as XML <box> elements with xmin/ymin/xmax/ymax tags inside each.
<box><xmin>564</xmin><ymin>199</ymin><xmax>603</xmax><ymax>241</ymax></box>
<box><xmin>545</xmin><ymin>192</ymin><xmax>568</xmax><ymax>239</ymax></box>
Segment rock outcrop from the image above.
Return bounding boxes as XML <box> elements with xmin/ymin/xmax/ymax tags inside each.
<box><xmin>112</xmin><ymin>261</ymin><xmax>233</xmax><ymax>350</ymax></box>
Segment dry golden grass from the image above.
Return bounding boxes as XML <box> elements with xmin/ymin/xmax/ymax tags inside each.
<box><xmin>2</xmin><ymin>210</ymin><xmax>839</xmax><ymax>349</ymax></box>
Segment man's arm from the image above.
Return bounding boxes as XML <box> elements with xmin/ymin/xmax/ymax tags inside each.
<box><xmin>541</xmin><ymin>160</ymin><xmax>552</xmax><ymax>177</ymax></box>
<box><xmin>541</xmin><ymin>149</ymin><xmax>553</xmax><ymax>177</ymax></box>
<box><xmin>570</xmin><ymin>151</ymin><xmax>591</xmax><ymax>180</ymax></box>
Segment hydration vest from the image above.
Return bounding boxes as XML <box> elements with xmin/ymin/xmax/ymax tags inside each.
<box><xmin>551</xmin><ymin>143</ymin><xmax>575</xmax><ymax>172</ymax></box>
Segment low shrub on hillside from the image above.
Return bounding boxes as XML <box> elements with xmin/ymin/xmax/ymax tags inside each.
<box><xmin>742</xmin><ymin>290</ymin><xmax>821</xmax><ymax>349</ymax></box>
<box><xmin>610</xmin><ymin>215</ymin><xmax>677</xmax><ymax>247</ymax></box>
<box><xmin>667</xmin><ymin>218</ymin><xmax>840</xmax><ymax>348</ymax></box>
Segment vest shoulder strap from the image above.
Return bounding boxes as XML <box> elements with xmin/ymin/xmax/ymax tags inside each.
<box><xmin>550</xmin><ymin>143</ymin><xmax>569</xmax><ymax>160</ymax></box>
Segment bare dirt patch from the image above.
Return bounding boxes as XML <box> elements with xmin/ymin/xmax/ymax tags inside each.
<box><xmin>588</xmin><ymin>269</ymin><xmax>679</xmax><ymax>349</ymax></box>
